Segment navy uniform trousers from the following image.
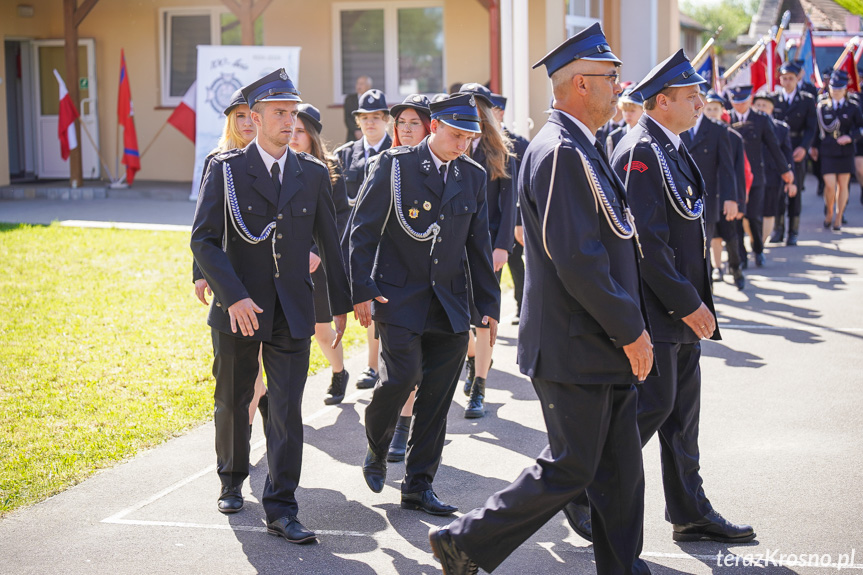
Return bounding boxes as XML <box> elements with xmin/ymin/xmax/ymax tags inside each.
<box><xmin>366</xmin><ymin>296</ymin><xmax>469</xmax><ymax>494</ymax></box>
<box><xmin>212</xmin><ymin>298</ymin><xmax>311</xmax><ymax>520</ymax></box>
<box><xmin>451</xmin><ymin>379</ymin><xmax>646</xmax><ymax>575</ymax></box>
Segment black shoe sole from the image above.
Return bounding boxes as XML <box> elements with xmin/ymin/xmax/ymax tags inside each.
<box><xmin>672</xmin><ymin>531</ymin><xmax>756</xmax><ymax>544</ymax></box>
<box><xmin>323</xmin><ymin>395</ymin><xmax>344</xmax><ymax>405</ymax></box>
<box><xmin>266</xmin><ymin>527</ymin><xmax>317</xmax><ymax>544</ymax></box>
<box><xmin>401</xmin><ymin>500</ymin><xmax>457</xmax><ymax>516</ymax></box>
<box><xmin>386</xmin><ymin>453</ymin><xmax>405</xmax><ymax>462</ymax></box>
<box><xmin>562</xmin><ymin>508</ymin><xmax>593</xmax><ymax>543</ymax></box>
<box><xmin>363</xmin><ymin>471</ymin><xmax>385</xmax><ymax>493</ymax></box>
<box><xmin>355</xmin><ymin>381</ymin><xmax>377</xmax><ymax>389</ymax></box>
<box><xmin>217</xmin><ymin>502</ymin><xmax>243</xmax><ymax>514</ymax></box>
<box><xmin>464</xmin><ymin>409</ymin><xmax>485</xmax><ymax>419</ymax></box>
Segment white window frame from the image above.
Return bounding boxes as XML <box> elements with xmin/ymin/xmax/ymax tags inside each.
<box><xmin>332</xmin><ymin>0</ymin><xmax>446</xmax><ymax>103</ymax></box>
<box><xmin>159</xmin><ymin>7</ymin><xmax>229</xmax><ymax>107</ymax></box>
<box><xmin>565</xmin><ymin>0</ymin><xmax>603</xmax><ymax>38</ymax></box>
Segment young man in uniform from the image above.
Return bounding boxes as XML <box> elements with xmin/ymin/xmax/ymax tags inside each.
<box><xmin>350</xmin><ymin>94</ymin><xmax>501</xmax><ymax>516</ymax></box>
<box><xmin>191</xmin><ymin>69</ymin><xmax>353</xmax><ymax>544</ymax></box>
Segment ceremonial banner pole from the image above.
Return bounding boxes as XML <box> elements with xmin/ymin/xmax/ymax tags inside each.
<box><xmin>691</xmin><ymin>26</ymin><xmax>723</xmax><ymax>69</ymax></box>
<box><xmin>724</xmin><ymin>39</ymin><xmax>764</xmax><ymax>79</ymax></box>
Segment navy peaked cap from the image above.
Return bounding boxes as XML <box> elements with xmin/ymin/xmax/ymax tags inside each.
<box><xmin>630</xmin><ymin>49</ymin><xmax>705</xmax><ymax>102</ymax></box>
<box><xmin>430</xmin><ymin>93</ymin><xmax>482</xmax><ymax>133</ymax></box>
<box><xmin>242</xmin><ymin>68</ymin><xmax>302</xmax><ymax>106</ymax></box>
<box><xmin>532</xmin><ymin>22</ymin><xmax>621</xmax><ymax>77</ymax></box>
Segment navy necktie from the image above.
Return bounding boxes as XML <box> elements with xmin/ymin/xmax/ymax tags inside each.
<box><xmin>439</xmin><ymin>163</ymin><xmax>448</xmax><ymax>184</ymax></box>
<box><xmin>271</xmin><ymin>162</ymin><xmax>281</xmax><ymax>195</ymax></box>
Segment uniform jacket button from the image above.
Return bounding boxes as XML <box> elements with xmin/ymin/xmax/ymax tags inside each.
<box><xmin>302</xmin><ymin>208</ymin><xmax>307</xmax><ymax>213</ymax></box>
<box><xmin>431</xmin><ymin>280</ymin><xmax>436</xmax><ymax>286</ymax></box>
<box><xmin>275</xmin><ymin>273</ymin><xmax>280</xmax><ymax>278</ymax></box>
<box><xmin>440</xmin><ymin>214</ymin><xmax>445</xmax><ymax>220</ymax></box>
<box><xmin>277</xmin><ymin>233</ymin><xmax>283</xmax><ymax>239</ymax></box>
<box><xmin>276</xmin><ymin>253</ymin><xmax>281</xmax><ymax>259</ymax></box>
<box><xmin>247</xmin><ymin>205</ymin><xmax>253</xmax><ymax>211</ymax></box>
<box><xmin>277</xmin><ymin>213</ymin><xmax>284</xmax><ymax>220</ymax></box>
<box><xmin>216</xmin><ymin>302</ymin><xmax>222</xmax><ymax>307</ymax></box>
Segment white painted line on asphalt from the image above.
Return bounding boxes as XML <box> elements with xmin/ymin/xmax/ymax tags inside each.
<box><xmin>720</xmin><ymin>325</ymin><xmax>863</xmax><ymax>332</ymax></box>
<box><xmin>99</xmin><ymin>519</ymin><xmax>863</xmax><ymax>570</ymax></box>
<box><xmin>744</xmin><ymin>275</ymin><xmax>863</xmax><ymax>283</ymax></box>
<box><xmin>59</xmin><ymin>220</ymin><xmax>191</xmax><ymax>232</ymax></box>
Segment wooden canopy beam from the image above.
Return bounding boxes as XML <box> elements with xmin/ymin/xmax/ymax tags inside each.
<box><xmin>221</xmin><ymin>0</ymin><xmax>275</xmax><ymax>45</ymax></box>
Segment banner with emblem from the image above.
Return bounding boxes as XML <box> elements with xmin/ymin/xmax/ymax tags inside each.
<box><xmin>189</xmin><ymin>45</ymin><xmax>302</xmax><ymax>201</ymax></box>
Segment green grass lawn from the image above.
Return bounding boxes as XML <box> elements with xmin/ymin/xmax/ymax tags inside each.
<box><xmin>0</xmin><ymin>223</ymin><xmax>365</xmax><ymax>516</ymax></box>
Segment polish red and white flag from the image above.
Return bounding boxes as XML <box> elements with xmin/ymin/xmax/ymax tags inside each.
<box><xmin>168</xmin><ymin>81</ymin><xmax>196</xmax><ymax>143</ymax></box>
<box><xmin>53</xmin><ymin>69</ymin><xmax>79</xmax><ymax>161</ymax></box>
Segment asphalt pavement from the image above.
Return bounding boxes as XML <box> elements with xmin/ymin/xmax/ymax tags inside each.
<box><xmin>1</xmin><ymin>176</ymin><xmax>862</xmax><ymax>574</ymax></box>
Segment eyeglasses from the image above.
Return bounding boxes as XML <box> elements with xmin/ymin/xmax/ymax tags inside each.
<box><xmin>396</xmin><ymin>120</ymin><xmax>424</xmax><ymax>132</ymax></box>
<box><xmin>579</xmin><ymin>72</ymin><xmax>621</xmax><ymax>83</ymax></box>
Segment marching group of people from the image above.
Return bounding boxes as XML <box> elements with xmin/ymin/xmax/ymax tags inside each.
<box><xmin>189</xmin><ymin>22</ymin><xmax>854</xmax><ymax>574</ymax></box>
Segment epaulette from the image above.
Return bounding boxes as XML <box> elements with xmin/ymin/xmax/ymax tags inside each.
<box><xmin>297</xmin><ymin>151</ymin><xmax>327</xmax><ymax>169</ymax></box>
<box><xmin>608</xmin><ymin>125</ymin><xmax>625</xmax><ymax>139</ymax></box>
<box><xmin>213</xmin><ymin>148</ymin><xmax>244</xmax><ymax>162</ymax></box>
<box><xmin>386</xmin><ymin>146</ymin><xmax>412</xmax><ymax>156</ymax></box>
<box><xmin>333</xmin><ymin>141</ymin><xmax>355</xmax><ymax>154</ymax></box>
<box><xmin>775</xmin><ymin>119</ymin><xmax>790</xmax><ymax>129</ymax></box>
<box><xmin>458</xmin><ymin>153</ymin><xmax>486</xmax><ymax>172</ymax></box>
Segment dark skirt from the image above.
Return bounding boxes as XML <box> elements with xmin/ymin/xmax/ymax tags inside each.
<box><xmin>762</xmin><ymin>182</ymin><xmax>783</xmax><ymax>218</ymax></box>
<box><xmin>820</xmin><ymin>153</ymin><xmax>855</xmax><ymax>175</ymax></box>
<box><xmin>311</xmin><ymin>265</ymin><xmax>333</xmax><ymax>324</ymax></box>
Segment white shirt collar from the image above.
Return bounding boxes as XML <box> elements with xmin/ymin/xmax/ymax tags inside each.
<box><xmin>428</xmin><ymin>138</ymin><xmax>449</xmax><ymax>180</ymax></box>
<box><xmin>784</xmin><ymin>88</ymin><xmax>797</xmax><ymax>102</ymax></box>
<box><xmin>834</xmin><ymin>98</ymin><xmax>845</xmax><ymax>108</ymax></box>
<box><xmin>471</xmin><ymin>137</ymin><xmax>481</xmax><ymax>152</ymax></box>
<box><xmin>254</xmin><ymin>139</ymin><xmax>287</xmax><ymax>179</ymax></box>
<box><xmin>691</xmin><ymin>114</ymin><xmax>704</xmax><ymax>136</ymax></box>
<box><xmin>645</xmin><ymin>114</ymin><xmax>681</xmax><ymax>150</ymax></box>
<box><xmin>556</xmin><ymin>109</ymin><xmax>596</xmax><ymax>146</ymax></box>
<box><xmin>363</xmin><ymin>136</ymin><xmax>385</xmax><ymax>154</ymax></box>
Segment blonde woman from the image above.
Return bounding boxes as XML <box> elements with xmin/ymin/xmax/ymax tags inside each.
<box><xmin>459</xmin><ymin>83</ymin><xmax>517</xmax><ymax>419</ymax></box>
<box><xmin>192</xmin><ymin>89</ymin><xmax>269</xmax><ymax>446</ymax></box>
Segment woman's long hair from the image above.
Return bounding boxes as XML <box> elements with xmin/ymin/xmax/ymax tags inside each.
<box><xmin>393</xmin><ymin>109</ymin><xmax>431</xmax><ymax>146</ymax></box>
<box><xmin>216</xmin><ymin>106</ymin><xmax>252</xmax><ymax>153</ymax></box>
<box><xmin>469</xmin><ymin>101</ymin><xmax>514</xmax><ymax>181</ymax></box>
<box><xmin>301</xmin><ymin>118</ymin><xmax>341</xmax><ymax>185</ymax></box>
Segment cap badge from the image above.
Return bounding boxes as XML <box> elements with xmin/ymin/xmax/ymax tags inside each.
<box><xmin>368</xmin><ymin>94</ymin><xmax>377</xmax><ymax>103</ymax></box>
<box><xmin>423</xmin><ymin>201</ymin><xmax>432</xmax><ymax>211</ymax></box>
<box><xmin>409</xmin><ymin>207</ymin><xmax>419</xmax><ymax>219</ymax></box>
<box><xmin>413</xmin><ymin>95</ymin><xmax>423</xmax><ymax>103</ymax></box>
<box><xmin>279</xmin><ymin>69</ymin><xmax>288</xmax><ymax>81</ymax></box>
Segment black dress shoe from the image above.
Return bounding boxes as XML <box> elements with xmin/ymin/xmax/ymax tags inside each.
<box><xmin>673</xmin><ymin>510</ymin><xmax>755</xmax><ymax>543</ymax></box>
<box><xmin>387</xmin><ymin>415</ymin><xmax>411</xmax><ymax>462</ymax></box>
<box><xmin>428</xmin><ymin>526</ymin><xmax>479</xmax><ymax>575</ymax></box>
<box><xmin>755</xmin><ymin>253</ymin><xmax>766</xmax><ymax>267</ymax></box>
<box><xmin>355</xmin><ymin>367</ymin><xmax>379</xmax><ymax>389</ymax></box>
<box><xmin>401</xmin><ymin>489</ymin><xmax>457</xmax><ymax>516</ymax></box>
<box><xmin>464</xmin><ymin>376</ymin><xmax>486</xmax><ymax>419</ymax></box>
<box><xmin>324</xmin><ymin>369</ymin><xmax>349</xmax><ymax>405</ymax></box>
<box><xmin>217</xmin><ymin>485</ymin><xmax>243</xmax><ymax>514</ymax></box>
<box><xmin>562</xmin><ymin>501</ymin><xmax>592</xmax><ymax>542</ymax></box>
<box><xmin>266</xmin><ymin>515</ymin><xmax>317</xmax><ymax>544</ymax></box>
<box><xmin>362</xmin><ymin>446</ymin><xmax>387</xmax><ymax>493</ymax></box>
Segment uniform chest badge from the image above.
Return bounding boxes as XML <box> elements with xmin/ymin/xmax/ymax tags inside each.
<box><xmin>421</xmin><ymin>159</ymin><xmax>431</xmax><ymax>171</ymax></box>
<box><xmin>409</xmin><ymin>207</ymin><xmax>420</xmax><ymax>219</ymax></box>
<box><xmin>453</xmin><ymin>164</ymin><xmax>460</xmax><ymax>178</ymax></box>
<box><xmin>423</xmin><ymin>201</ymin><xmax>432</xmax><ymax>211</ymax></box>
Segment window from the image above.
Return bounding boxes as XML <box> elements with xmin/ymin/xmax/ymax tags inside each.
<box><xmin>565</xmin><ymin>0</ymin><xmax>602</xmax><ymax>38</ymax></box>
<box><xmin>159</xmin><ymin>8</ymin><xmax>263</xmax><ymax>107</ymax></box>
<box><xmin>334</xmin><ymin>2</ymin><xmax>445</xmax><ymax>102</ymax></box>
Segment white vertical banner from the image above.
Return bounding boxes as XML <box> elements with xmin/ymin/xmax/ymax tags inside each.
<box><xmin>190</xmin><ymin>45</ymin><xmax>302</xmax><ymax>201</ymax></box>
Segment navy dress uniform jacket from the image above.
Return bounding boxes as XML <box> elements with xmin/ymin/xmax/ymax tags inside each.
<box><xmin>772</xmin><ymin>90</ymin><xmax>817</xmax><ymax>150</ymax></box>
<box><xmin>471</xmin><ymin>145</ymin><xmax>517</xmax><ymax>252</ymax></box>
<box><xmin>334</xmin><ymin>134</ymin><xmax>393</xmax><ymax>203</ymax></box>
<box><xmin>517</xmin><ymin>111</ymin><xmax>649</xmax><ymax>385</ymax></box>
<box><xmin>612</xmin><ymin>115</ymin><xmax>720</xmax><ymax>345</ymax></box>
<box><xmin>816</xmin><ymin>99</ymin><xmax>863</xmax><ymax>159</ymax></box>
<box><xmin>191</xmin><ymin>143</ymin><xmax>353</xmax><ymax>341</ymax></box>
<box><xmin>680</xmin><ymin>117</ymin><xmax>737</xmax><ymax>225</ymax></box>
<box><xmin>728</xmin><ymin>127</ymin><xmax>748</xmax><ymax>208</ymax></box>
<box><xmin>765</xmin><ymin>119</ymin><xmax>794</xmax><ymax>179</ymax></box>
<box><xmin>349</xmin><ymin>137</ymin><xmax>501</xmax><ymax>334</ymax></box>
<box><xmin>731</xmin><ymin>109</ymin><xmax>790</xmax><ymax>189</ymax></box>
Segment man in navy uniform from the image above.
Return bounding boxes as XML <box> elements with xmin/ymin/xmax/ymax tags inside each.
<box><xmin>770</xmin><ymin>61</ymin><xmax>817</xmax><ymax>245</ymax></box>
<box><xmin>191</xmin><ymin>69</ymin><xmax>352</xmax><ymax>544</ymax></box>
<box><xmin>729</xmin><ymin>85</ymin><xmax>794</xmax><ymax>267</ymax></box>
<box><xmin>428</xmin><ymin>24</ymin><xmax>654</xmax><ymax>575</ymax></box>
<box><xmin>350</xmin><ymin>94</ymin><xmax>501</xmax><ymax>516</ymax></box>
<box><xmin>617</xmin><ymin>51</ymin><xmax>754</xmax><ymax>544</ymax></box>
<box><xmin>680</xmin><ymin>90</ymin><xmax>740</xmax><ymax>286</ymax></box>
<box><xmin>752</xmin><ymin>91</ymin><xmax>795</xmax><ymax>250</ymax></box>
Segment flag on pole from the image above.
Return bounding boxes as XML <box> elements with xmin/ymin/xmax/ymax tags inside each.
<box><xmin>798</xmin><ymin>18</ymin><xmax>823</xmax><ymax>89</ymax></box>
<box><xmin>117</xmin><ymin>49</ymin><xmax>140</xmax><ymax>184</ymax></box>
<box><xmin>750</xmin><ymin>39</ymin><xmax>780</xmax><ymax>93</ymax></box>
<box><xmin>168</xmin><ymin>81</ymin><xmax>197</xmax><ymax>143</ymax></box>
<box><xmin>53</xmin><ymin>69</ymin><xmax>79</xmax><ymax>161</ymax></box>
<box><xmin>837</xmin><ymin>40</ymin><xmax>861</xmax><ymax>92</ymax></box>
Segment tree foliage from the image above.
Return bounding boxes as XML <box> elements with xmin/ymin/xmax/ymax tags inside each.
<box><xmin>681</xmin><ymin>0</ymin><xmax>760</xmax><ymax>54</ymax></box>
